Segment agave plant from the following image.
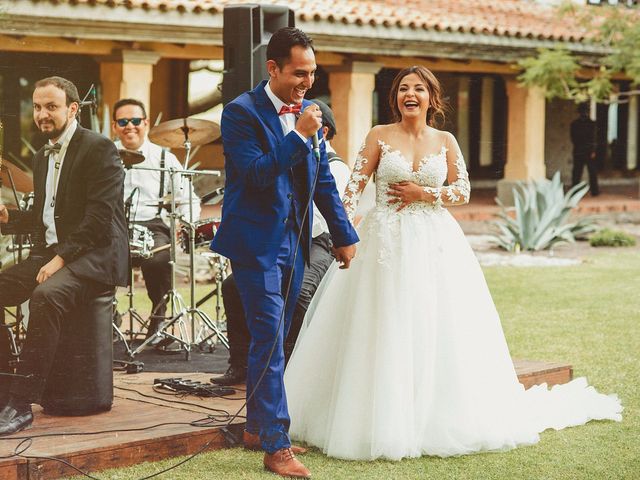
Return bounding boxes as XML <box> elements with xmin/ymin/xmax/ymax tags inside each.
<box><xmin>491</xmin><ymin>171</ymin><xmax>596</xmax><ymax>252</ymax></box>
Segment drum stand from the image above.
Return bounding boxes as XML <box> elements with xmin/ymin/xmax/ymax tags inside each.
<box><xmin>194</xmin><ymin>251</ymin><xmax>229</xmax><ymax>351</ymax></box>
<box><xmin>126</xmin><ymin>164</ymin><xmax>228</xmax><ymax>360</ymax></box>
<box><xmin>113</xmin><ymin>201</ymin><xmax>156</xmax><ymax>356</ymax></box>
<box><xmin>128</xmin><ymin>166</ymin><xmax>192</xmax><ymax>359</ymax></box>
<box><xmin>170</xmin><ymin>162</ymin><xmax>229</xmax><ymax>349</ymax></box>
<box><xmin>1</xmin><ymin>180</ymin><xmax>33</xmax><ymax>369</ymax></box>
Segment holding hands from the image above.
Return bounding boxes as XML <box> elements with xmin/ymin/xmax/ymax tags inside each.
<box><xmin>332</xmin><ymin>244</ymin><xmax>356</xmax><ymax>269</ymax></box>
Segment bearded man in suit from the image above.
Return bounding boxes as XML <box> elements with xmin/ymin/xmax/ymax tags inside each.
<box><xmin>0</xmin><ymin>76</ymin><xmax>128</xmax><ymax>435</ymax></box>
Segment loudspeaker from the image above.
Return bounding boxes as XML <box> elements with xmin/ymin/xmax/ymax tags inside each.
<box><xmin>222</xmin><ymin>5</ymin><xmax>295</xmax><ymax>105</ymax></box>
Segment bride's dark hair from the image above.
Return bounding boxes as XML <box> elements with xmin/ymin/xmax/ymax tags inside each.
<box><xmin>388</xmin><ymin>66</ymin><xmax>446</xmax><ymax>127</ymax></box>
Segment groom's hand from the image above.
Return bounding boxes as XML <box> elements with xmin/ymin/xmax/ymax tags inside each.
<box><xmin>295</xmin><ymin>104</ymin><xmax>322</xmax><ymax>138</ymax></box>
<box><xmin>332</xmin><ymin>244</ymin><xmax>356</xmax><ymax>269</ymax></box>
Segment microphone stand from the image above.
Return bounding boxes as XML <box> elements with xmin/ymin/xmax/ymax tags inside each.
<box><xmin>114</xmin><ymin>186</ymin><xmax>148</xmax><ymax>356</ymax></box>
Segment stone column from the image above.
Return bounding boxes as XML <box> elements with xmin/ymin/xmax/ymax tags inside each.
<box><xmin>479</xmin><ymin>76</ymin><xmax>495</xmax><ymax>167</ymax></box>
<box><xmin>327</xmin><ymin>61</ymin><xmax>382</xmax><ymax>166</ymax></box>
<box><xmin>457</xmin><ymin>76</ymin><xmax>471</xmax><ymax>164</ymax></box>
<box><xmin>497</xmin><ymin>79</ymin><xmax>547</xmax><ymax>204</ymax></box>
<box><xmin>99</xmin><ymin>50</ymin><xmax>161</xmax><ymax>122</ymax></box>
<box><xmin>627</xmin><ymin>94</ymin><xmax>638</xmax><ymax>171</ymax></box>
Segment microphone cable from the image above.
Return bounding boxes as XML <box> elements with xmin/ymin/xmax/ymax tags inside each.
<box><xmin>222</xmin><ymin>129</ymin><xmax>323</xmax><ymax>438</ymax></box>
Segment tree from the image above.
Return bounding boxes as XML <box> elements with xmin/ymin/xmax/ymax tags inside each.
<box><xmin>518</xmin><ymin>2</ymin><xmax>640</xmax><ymax>103</ymax></box>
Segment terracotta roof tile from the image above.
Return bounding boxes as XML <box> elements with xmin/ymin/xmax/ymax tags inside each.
<box><xmin>26</xmin><ymin>0</ymin><xmax>636</xmax><ymax>42</ymax></box>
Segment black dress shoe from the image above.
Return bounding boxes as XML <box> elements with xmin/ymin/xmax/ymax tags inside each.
<box><xmin>211</xmin><ymin>365</ymin><xmax>246</xmax><ymax>386</ymax></box>
<box><xmin>0</xmin><ymin>403</ymin><xmax>33</xmax><ymax>436</ymax></box>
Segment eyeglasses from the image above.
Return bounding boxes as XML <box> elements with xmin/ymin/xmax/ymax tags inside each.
<box><xmin>115</xmin><ymin>117</ymin><xmax>145</xmax><ymax>127</ymax></box>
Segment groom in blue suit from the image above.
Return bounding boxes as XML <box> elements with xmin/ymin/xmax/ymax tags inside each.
<box><xmin>211</xmin><ymin>28</ymin><xmax>358</xmax><ymax>478</ymax></box>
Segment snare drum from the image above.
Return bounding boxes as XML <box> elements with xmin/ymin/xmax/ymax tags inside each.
<box><xmin>179</xmin><ymin>218</ymin><xmax>220</xmax><ymax>253</ymax></box>
<box><xmin>129</xmin><ymin>224</ymin><xmax>155</xmax><ymax>259</ymax></box>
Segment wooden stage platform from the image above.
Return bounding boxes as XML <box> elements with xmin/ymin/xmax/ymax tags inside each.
<box><xmin>0</xmin><ymin>360</ymin><xmax>572</xmax><ymax>479</ymax></box>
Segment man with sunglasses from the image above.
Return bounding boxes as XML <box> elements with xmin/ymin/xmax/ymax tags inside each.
<box><xmin>112</xmin><ymin>99</ymin><xmax>201</xmax><ymax>344</ymax></box>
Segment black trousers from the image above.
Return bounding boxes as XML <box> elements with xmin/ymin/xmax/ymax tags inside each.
<box><xmin>131</xmin><ymin>218</ymin><xmax>171</xmax><ymax>325</ymax></box>
<box><xmin>571</xmin><ymin>153</ymin><xmax>600</xmax><ymax>196</ymax></box>
<box><xmin>222</xmin><ymin>232</ymin><xmax>334</xmax><ymax>368</ymax></box>
<box><xmin>0</xmin><ymin>252</ymin><xmax>109</xmax><ymax>403</ymax></box>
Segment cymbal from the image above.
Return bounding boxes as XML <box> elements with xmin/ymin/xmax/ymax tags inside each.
<box><xmin>118</xmin><ymin>149</ymin><xmax>145</xmax><ymax>167</ymax></box>
<box><xmin>0</xmin><ymin>157</ymin><xmax>34</xmax><ymax>193</ymax></box>
<box><xmin>148</xmin><ymin>118</ymin><xmax>220</xmax><ymax>149</ymax></box>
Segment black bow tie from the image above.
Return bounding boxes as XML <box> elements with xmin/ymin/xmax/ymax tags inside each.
<box><xmin>43</xmin><ymin>143</ymin><xmax>62</xmax><ymax>156</ymax></box>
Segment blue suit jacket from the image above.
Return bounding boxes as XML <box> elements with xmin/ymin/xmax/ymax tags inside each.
<box><xmin>211</xmin><ymin>80</ymin><xmax>359</xmax><ymax>270</ymax></box>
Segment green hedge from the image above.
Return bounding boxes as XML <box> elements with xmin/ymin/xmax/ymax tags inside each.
<box><xmin>589</xmin><ymin>229</ymin><xmax>637</xmax><ymax>247</ymax></box>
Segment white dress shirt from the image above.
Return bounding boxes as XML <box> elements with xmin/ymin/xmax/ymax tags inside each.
<box><xmin>43</xmin><ymin>119</ymin><xmax>78</xmax><ymax>247</ymax></box>
<box><xmin>264</xmin><ymin>81</ymin><xmax>308</xmax><ymax>143</ymax></box>
<box><xmin>117</xmin><ymin>138</ymin><xmax>201</xmax><ymax>223</ymax></box>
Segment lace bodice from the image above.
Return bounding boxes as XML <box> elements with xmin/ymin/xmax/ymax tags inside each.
<box><xmin>342</xmin><ymin>131</ymin><xmax>470</xmax><ymax>223</ymax></box>
<box><xmin>376</xmin><ymin>141</ymin><xmax>449</xmax><ymax>212</ymax></box>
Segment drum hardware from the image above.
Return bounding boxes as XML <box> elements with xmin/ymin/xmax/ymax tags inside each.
<box><xmin>177</xmin><ymin>167</ymin><xmax>229</xmax><ymax>352</ymax></box>
<box><xmin>145</xmin><ymin>194</ymin><xmax>191</xmax><ymax>209</ymax></box>
<box><xmin>192</xmin><ymin>251</ymin><xmax>229</xmax><ymax>352</ymax></box>
<box><xmin>0</xmin><ymin>165</ymin><xmax>33</xmax><ymax>365</ymax></box>
<box><xmin>201</xmin><ymin>187</ymin><xmax>225</xmax><ymax>206</ymax></box>
<box><xmin>124</xmin><ymin>163</ymin><xmax>228</xmax><ymax>359</ymax></box>
<box><xmin>118</xmin><ymin>149</ymin><xmax>145</xmax><ymax>168</ymax></box>
<box><xmin>179</xmin><ymin>217</ymin><xmax>220</xmax><ymax>253</ymax></box>
<box><xmin>128</xmin><ymin>224</ymin><xmax>155</xmax><ymax>259</ymax></box>
<box><xmin>113</xmin><ymin>214</ymin><xmax>157</xmax><ymax>356</ymax></box>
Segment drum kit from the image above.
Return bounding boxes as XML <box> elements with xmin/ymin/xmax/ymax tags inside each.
<box><xmin>1</xmin><ymin>116</ymin><xmax>229</xmax><ymax>363</ymax></box>
<box><xmin>0</xmin><ymin>158</ymin><xmax>34</xmax><ymax>366</ymax></box>
<box><xmin>112</xmin><ymin>117</ymin><xmax>230</xmax><ymax>360</ymax></box>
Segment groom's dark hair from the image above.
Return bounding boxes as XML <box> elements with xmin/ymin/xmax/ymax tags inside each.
<box><xmin>267</xmin><ymin>27</ymin><xmax>315</xmax><ymax>69</ymax></box>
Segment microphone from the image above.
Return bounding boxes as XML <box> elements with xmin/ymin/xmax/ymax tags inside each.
<box><xmin>298</xmin><ymin>106</ymin><xmax>321</xmax><ymax>162</ymax></box>
<box><xmin>312</xmin><ymin>132</ymin><xmax>320</xmax><ymax>162</ymax></box>
<box><xmin>125</xmin><ymin>187</ymin><xmax>138</xmax><ymax>208</ymax></box>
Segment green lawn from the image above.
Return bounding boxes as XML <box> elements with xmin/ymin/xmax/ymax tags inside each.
<box><xmin>71</xmin><ymin>251</ymin><xmax>638</xmax><ymax>479</ymax></box>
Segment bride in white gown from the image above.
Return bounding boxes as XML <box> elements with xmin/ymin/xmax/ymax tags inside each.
<box><xmin>284</xmin><ymin>66</ymin><xmax>622</xmax><ymax>461</ymax></box>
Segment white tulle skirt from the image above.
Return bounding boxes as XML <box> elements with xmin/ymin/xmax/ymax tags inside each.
<box><xmin>284</xmin><ymin>206</ymin><xmax>622</xmax><ymax>460</ymax></box>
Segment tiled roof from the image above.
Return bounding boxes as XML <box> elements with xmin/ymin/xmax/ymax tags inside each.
<box><xmin>27</xmin><ymin>0</ymin><xmax>594</xmax><ymax>42</ymax></box>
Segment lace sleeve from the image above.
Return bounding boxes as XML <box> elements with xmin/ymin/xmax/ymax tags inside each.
<box><xmin>423</xmin><ymin>133</ymin><xmax>470</xmax><ymax>207</ymax></box>
<box><xmin>342</xmin><ymin>129</ymin><xmax>381</xmax><ymax>223</ymax></box>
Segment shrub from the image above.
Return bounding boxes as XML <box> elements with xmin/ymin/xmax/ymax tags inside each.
<box><xmin>491</xmin><ymin>171</ymin><xmax>596</xmax><ymax>252</ymax></box>
<box><xmin>589</xmin><ymin>229</ymin><xmax>637</xmax><ymax>247</ymax></box>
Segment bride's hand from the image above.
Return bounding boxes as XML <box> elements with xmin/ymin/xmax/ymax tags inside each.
<box><xmin>387</xmin><ymin>181</ymin><xmax>425</xmax><ymax>211</ymax></box>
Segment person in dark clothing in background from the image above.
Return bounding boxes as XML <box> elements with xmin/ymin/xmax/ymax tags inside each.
<box><xmin>571</xmin><ymin>103</ymin><xmax>599</xmax><ymax>196</ymax></box>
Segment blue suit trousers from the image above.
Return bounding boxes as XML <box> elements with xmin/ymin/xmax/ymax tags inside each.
<box><xmin>231</xmin><ymin>226</ymin><xmax>305</xmax><ymax>453</ymax></box>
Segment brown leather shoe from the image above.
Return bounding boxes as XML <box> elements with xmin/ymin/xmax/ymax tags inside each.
<box><xmin>243</xmin><ymin>430</ymin><xmax>307</xmax><ymax>454</ymax></box>
<box><xmin>264</xmin><ymin>448</ymin><xmax>311</xmax><ymax>479</ymax></box>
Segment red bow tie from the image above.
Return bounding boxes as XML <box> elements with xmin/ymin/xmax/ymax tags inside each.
<box><xmin>278</xmin><ymin>104</ymin><xmax>302</xmax><ymax>116</ymax></box>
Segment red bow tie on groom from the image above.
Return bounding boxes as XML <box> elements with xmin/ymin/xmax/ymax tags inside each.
<box><xmin>278</xmin><ymin>104</ymin><xmax>302</xmax><ymax>116</ymax></box>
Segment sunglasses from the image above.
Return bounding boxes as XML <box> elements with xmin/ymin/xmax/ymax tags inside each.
<box><xmin>115</xmin><ymin>117</ymin><xmax>145</xmax><ymax>127</ymax></box>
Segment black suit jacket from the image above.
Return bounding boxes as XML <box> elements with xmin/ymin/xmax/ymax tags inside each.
<box><xmin>570</xmin><ymin>116</ymin><xmax>597</xmax><ymax>158</ymax></box>
<box><xmin>2</xmin><ymin>125</ymin><xmax>128</xmax><ymax>287</ymax></box>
